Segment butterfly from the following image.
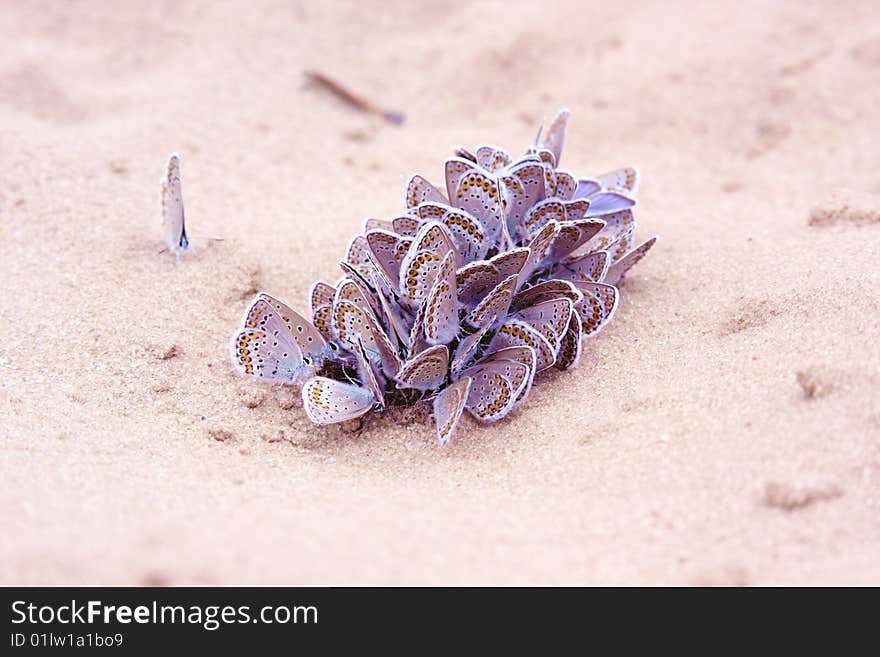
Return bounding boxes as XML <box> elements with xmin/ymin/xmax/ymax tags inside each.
<box><xmin>571</xmin><ymin>168</ymin><xmax>639</xmax><ymax>214</ymax></box>
<box><xmin>398</xmin><ymin>221</ymin><xmax>456</xmax><ymax>306</ymax></box>
<box><xmin>586</xmin><ymin>192</ymin><xmax>635</xmax><ymax>216</ymax></box>
<box><xmin>395</xmin><ymin>344</ymin><xmax>449</xmax><ymax>391</ymax></box>
<box><xmin>459</xmin><ymin>351</ymin><xmax>532</xmax><ymax>423</ymax></box>
<box><xmin>331</xmin><ymin>297</ymin><xmax>401</xmax><ymax>377</ymax></box>
<box><xmin>500</xmin><ymin>162</ymin><xmax>546</xmax><ymax>244</ymax></box>
<box><xmin>518</xmin><ymin>220</ymin><xmax>561</xmax><ymax>287</ymax></box>
<box><xmin>490</xmin><ymin>247</ymin><xmax>530</xmax><ymax>279</ymax></box>
<box><xmin>354</xmin><ymin>338</ymin><xmax>386</xmax><ymax>411</ymax></box>
<box><xmin>522</xmin><ymin>200</ymin><xmax>566</xmax><ymax>236</ymax></box>
<box><xmin>309</xmin><ymin>281</ymin><xmax>336</xmax><ymax>341</ymax></box>
<box><xmin>457</xmin><ymin>260</ymin><xmax>502</xmax><ymax>307</ymax></box>
<box><xmin>572</xmin><ymin>282</ymin><xmax>619</xmax><ymax>337</ymax></box>
<box><xmin>510</xmin><ymin>279</ymin><xmax>582</xmax><ymax>310</ymax></box>
<box><xmin>548</xmin><ymin>218</ymin><xmax>605</xmax><ymax>261</ymax></box>
<box><xmin>511</xmin><ymin>298</ymin><xmax>573</xmax><ymax>346</ymax></box>
<box><xmin>488</xmin><ymin>319</ymin><xmax>557</xmax><ymax>372</ymax></box>
<box><xmin>552</xmin><ymin>170</ymin><xmax>577</xmax><ymax>200</ymax></box>
<box><xmin>232</xmin><ymin>293</ymin><xmax>333</xmax><ymax>384</ymax></box>
<box><xmin>423</xmin><ymin>251</ymin><xmax>459</xmax><ymax>345</ymax></box>
<box><xmin>554</xmin><ymin>311</ymin><xmax>582</xmax><ymax>370</ymax></box>
<box><xmin>161</xmin><ymin>153</ymin><xmax>190</xmax><ymax>256</ymax></box>
<box><xmin>455</xmin><ymin>173</ymin><xmax>504</xmax><ymax>246</ymax></box>
<box><xmin>576</xmin><ymin>209</ymin><xmax>634</xmax><ymax>255</ymax></box>
<box><xmin>392</xmin><ymin>214</ymin><xmax>424</xmax><ymax>237</ymax></box>
<box><xmin>550</xmin><ymin>251</ymin><xmax>610</xmax><ymax>284</ymax></box>
<box><xmin>604</xmin><ymin>236</ymin><xmax>657</xmax><ymax>286</ymax></box>
<box><xmin>475</xmin><ymin>145</ymin><xmax>512</xmax><ymax>172</ymax></box>
<box><xmin>439</xmin><ymin>207</ymin><xmax>489</xmax><ymax>263</ymax></box>
<box><xmin>363</xmin><ymin>217</ymin><xmax>394</xmax><ymax>232</ymax></box>
<box><xmin>536</xmin><ymin>108</ymin><xmax>570</xmax><ymax>166</ymax></box>
<box><xmin>466</xmin><ymin>274</ymin><xmax>517</xmax><ymax>329</ymax></box>
<box><xmin>597</xmin><ymin>167</ymin><xmax>639</xmax><ymax>195</ymax></box>
<box><xmin>405</xmin><ymin>174</ymin><xmax>447</xmax><ymax>209</ymax></box>
<box><xmin>433</xmin><ymin>377</ymin><xmax>472</xmax><ymax>445</ymax></box>
<box><xmin>302</xmin><ymin>377</ymin><xmax>376</xmax><ymax>425</ymax></box>
<box><xmin>479</xmin><ymin>345</ymin><xmax>537</xmax><ymax>403</ymax></box>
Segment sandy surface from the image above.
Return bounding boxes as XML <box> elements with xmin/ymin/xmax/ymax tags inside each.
<box><xmin>2</xmin><ymin>0</ymin><xmax>879</xmax><ymax>585</ymax></box>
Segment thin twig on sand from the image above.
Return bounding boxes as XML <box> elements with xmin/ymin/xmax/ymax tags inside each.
<box><xmin>304</xmin><ymin>70</ymin><xmax>404</xmax><ymax>126</ymax></box>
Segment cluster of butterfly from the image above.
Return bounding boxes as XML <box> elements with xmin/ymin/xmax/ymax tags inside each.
<box><xmin>230</xmin><ymin>109</ymin><xmax>656</xmax><ymax>444</ymax></box>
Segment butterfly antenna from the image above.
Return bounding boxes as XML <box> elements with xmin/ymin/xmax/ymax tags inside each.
<box><xmin>342</xmin><ymin>369</ymin><xmax>358</xmax><ymax>386</ymax></box>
